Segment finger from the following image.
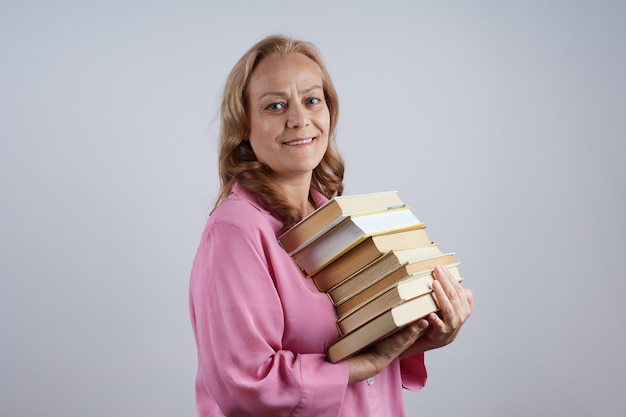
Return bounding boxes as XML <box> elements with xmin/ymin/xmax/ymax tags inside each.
<box><xmin>425</xmin><ymin>311</ymin><xmax>445</xmax><ymax>331</ymax></box>
<box><xmin>431</xmin><ymin>279</ymin><xmax>457</xmax><ymax>325</ymax></box>
<box><xmin>433</xmin><ymin>265</ymin><xmax>464</xmax><ymax>298</ymax></box>
<box><xmin>401</xmin><ymin>320</ymin><xmax>430</xmax><ymax>340</ymax></box>
<box><xmin>434</xmin><ymin>265</ymin><xmax>473</xmax><ymax>314</ymax></box>
<box><xmin>386</xmin><ymin>320</ymin><xmax>429</xmax><ymax>353</ymax></box>
<box><xmin>466</xmin><ymin>288</ymin><xmax>474</xmax><ymax>311</ymax></box>
<box><xmin>433</xmin><ymin>281</ymin><xmax>472</xmax><ymax>333</ymax></box>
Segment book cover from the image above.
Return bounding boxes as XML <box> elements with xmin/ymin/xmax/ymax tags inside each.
<box><xmin>336</xmin><ymin>264</ymin><xmax>462</xmax><ymax>335</ymax></box>
<box><xmin>334</xmin><ymin>254</ymin><xmax>458</xmax><ymax>318</ymax></box>
<box><xmin>327</xmin><ymin>292</ymin><xmax>440</xmax><ymax>363</ymax></box>
<box><xmin>278</xmin><ymin>191</ymin><xmax>405</xmax><ymax>254</ymax></box>
<box><xmin>328</xmin><ymin>246</ymin><xmax>448</xmax><ymax>307</ymax></box>
<box><xmin>311</xmin><ymin>227</ymin><xmax>432</xmax><ymax>292</ymax></box>
<box><xmin>292</xmin><ymin>206</ymin><xmax>423</xmax><ymax>277</ymax></box>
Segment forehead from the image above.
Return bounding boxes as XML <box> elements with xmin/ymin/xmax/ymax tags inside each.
<box><xmin>247</xmin><ymin>53</ymin><xmax>323</xmax><ymax>96</ymax></box>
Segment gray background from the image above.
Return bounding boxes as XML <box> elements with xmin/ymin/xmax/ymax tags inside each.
<box><xmin>1</xmin><ymin>1</ymin><xmax>624</xmax><ymax>416</ymax></box>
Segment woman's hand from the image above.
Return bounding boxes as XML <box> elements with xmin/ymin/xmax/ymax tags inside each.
<box><xmin>346</xmin><ymin>264</ymin><xmax>473</xmax><ymax>383</ymax></box>
<box><xmin>346</xmin><ymin>319</ymin><xmax>430</xmax><ymax>384</ymax></box>
<box><xmin>400</xmin><ymin>264</ymin><xmax>473</xmax><ymax>358</ymax></box>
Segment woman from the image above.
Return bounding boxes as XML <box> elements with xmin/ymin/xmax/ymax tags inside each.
<box><xmin>189</xmin><ymin>34</ymin><xmax>473</xmax><ymax>417</ymax></box>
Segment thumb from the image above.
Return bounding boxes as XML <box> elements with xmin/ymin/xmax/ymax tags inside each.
<box><xmin>395</xmin><ymin>319</ymin><xmax>430</xmax><ymax>347</ymax></box>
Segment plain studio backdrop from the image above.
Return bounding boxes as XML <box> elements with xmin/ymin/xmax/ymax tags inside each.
<box><xmin>1</xmin><ymin>1</ymin><xmax>624</xmax><ymax>416</ymax></box>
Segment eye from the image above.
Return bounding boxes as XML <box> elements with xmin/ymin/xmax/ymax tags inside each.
<box><xmin>266</xmin><ymin>102</ymin><xmax>285</xmax><ymax>111</ymax></box>
<box><xmin>306</xmin><ymin>97</ymin><xmax>322</xmax><ymax>105</ymax></box>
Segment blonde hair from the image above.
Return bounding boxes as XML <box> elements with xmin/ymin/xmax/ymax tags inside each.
<box><xmin>213</xmin><ymin>34</ymin><xmax>345</xmax><ymax>230</ymax></box>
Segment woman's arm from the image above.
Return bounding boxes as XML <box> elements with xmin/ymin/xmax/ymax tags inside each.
<box><xmin>190</xmin><ymin>221</ymin><xmax>348</xmax><ymax>417</ymax></box>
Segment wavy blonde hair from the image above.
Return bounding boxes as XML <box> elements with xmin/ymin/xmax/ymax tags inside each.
<box><xmin>213</xmin><ymin>34</ymin><xmax>345</xmax><ymax>230</ymax></box>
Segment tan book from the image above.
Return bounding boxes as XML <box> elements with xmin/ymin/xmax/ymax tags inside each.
<box><xmin>336</xmin><ymin>265</ymin><xmax>462</xmax><ymax>336</ymax></box>
<box><xmin>292</xmin><ymin>206</ymin><xmax>423</xmax><ymax>277</ymax></box>
<box><xmin>278</xmin><ymin>191</ymin><xmax>405</xmax><ymax>255</ymax></box>
<box><xmin>329</xmin><ymin>248</ymin><xmax>452</xmax><ymax>310</ymax></box>
<box><xmin>333</xmin><ymin>252</ymin><xmax>457</xmax><ymax>316</ymax></box>
<box><xmin>327</xmin><ymin>292</ymin><xmax>440</xmax><ymax>363</ymax></box>
<box><xmin>311</xmin><ymin>227</ymin><xmax>433</xmax><ymax>292</ymax></box>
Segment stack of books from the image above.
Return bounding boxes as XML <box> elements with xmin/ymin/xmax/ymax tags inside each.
<box><xmin>278</xmin><ymin>191</ymin><xmax>462</xmax><ymax>363</ymax></box>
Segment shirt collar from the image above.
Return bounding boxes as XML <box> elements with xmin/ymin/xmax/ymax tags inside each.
<box><xmin>309</xmin><ymin>187</ymin><xmax>329</xmax><ymax>209</ymax></box>
<box><xmin>230</xmin><ymin>182</ymin><xmax>268</xmax><ymax>214</ymax></box>
<box><xmin>230</xmin><ymin>182</ymin><xmax>330</xmax><ymax>213</ymax></box>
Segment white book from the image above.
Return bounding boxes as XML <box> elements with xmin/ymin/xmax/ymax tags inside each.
<box><xmin>292</xmin><ymin>207</ymin><xmax>423</xmax><ymax>277</ymax></box>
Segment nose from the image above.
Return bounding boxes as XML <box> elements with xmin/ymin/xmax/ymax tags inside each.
<box><xmin>286</xmin><ymin>102</ymin><xmax>309</xmax><ymax>129</ymax></box>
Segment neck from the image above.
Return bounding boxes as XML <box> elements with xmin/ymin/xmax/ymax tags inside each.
<box><xmin>275</xmin><ymin>180</ymin><xmax>315</xmax><ymax>218</ymax></box>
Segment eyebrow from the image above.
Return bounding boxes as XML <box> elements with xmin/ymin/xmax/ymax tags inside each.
<box><xmin>258</xmin><ymin>85</ymin><xmax>323</xmax><ymax>101</ymax></box>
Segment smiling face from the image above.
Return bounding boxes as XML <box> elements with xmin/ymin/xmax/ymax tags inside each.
<box><xmin>246</xmin><ymin>53</ymin><xmax>330</xmax><ymax>186</ymax></box>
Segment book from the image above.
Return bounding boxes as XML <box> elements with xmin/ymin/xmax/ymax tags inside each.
<box><xmin>310</xmin><ymin>227</ymin><xmax>433</xmax><ymax>293</ymax></box>
<box><xmin>327</xmin><ymin>292</ymin><xmax>441</xmax><ymax>363</ymax></box>
<box><xmin>279</xmin><ymin>190</ymin><xmax>465</xmax><ymax>364</ymax></box>
<box><xmin>278</xmin><ymin>191</ymin><xmax>405</xmax><ymax>255</ymax></box>
<box><xmin>336</xmin><ymin>265</ymin><xmax>462</xmax><ymax>336</ymax></box>
<box><xmin>292</xmin><ymin>206</ymin><xmax>424</xmax><ymax>277</ymax></box>
<box><xmin>334</xmin><ymin>253</ymin><xmax>458</xmax><ymax>318</ymax></box>
<box><xmin>329</xmin><ymin>247</ymin><xmax>452</xmax><ymax>309</ymax></box>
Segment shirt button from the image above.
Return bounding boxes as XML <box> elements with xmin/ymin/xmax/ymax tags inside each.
<box><xmin>367</xmin><ymin>377</ymin><xmax>375</xmax><ymax>385</ymax></box>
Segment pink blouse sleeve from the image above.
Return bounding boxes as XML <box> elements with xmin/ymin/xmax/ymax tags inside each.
<box><xmin>400</xmin><ymin>354</ymin><xmax>428</xmax><ymax>391</ymax></box>
<box><xmin>189</xmin><ymin>221</ymin><xmax>350</xmax><ymax>416</ymax></box>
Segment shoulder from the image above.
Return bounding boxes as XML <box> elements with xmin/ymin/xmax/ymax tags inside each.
<box><xmin>208</xmin><ymin>186</ymin><xmax>282</xmax><ymax>237</ymax></box>
<box><xmin>211</xmin><ymin>196</ymin><xmax>266</xmax><ymax>228</ymax></box>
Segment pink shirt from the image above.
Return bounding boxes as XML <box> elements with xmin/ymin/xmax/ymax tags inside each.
<box><xmin>189</xmin><ymin>184</ymin><xmax>427</xmax><ymax>417</ymax></box>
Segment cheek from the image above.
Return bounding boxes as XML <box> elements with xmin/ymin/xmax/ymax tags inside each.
<box><xmin>249</xmin><ymin>117</ymin><xmax>278</xmax><ymax>142</ymax></box>
<box><xmin>248</xmin><ymin>119</ymin><xmax>278</xmax><ymax>162</ymax></box>
<box><xmin>317</xmin><ymin>109</ymin><xmax>331</xmax><ymax>134</ymax></box>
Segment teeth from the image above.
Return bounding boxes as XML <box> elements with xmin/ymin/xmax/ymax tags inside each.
<box><xmin>285</xmin><ymin>138</ymin><xmax>313</xmax><ymax>146</ymax></box>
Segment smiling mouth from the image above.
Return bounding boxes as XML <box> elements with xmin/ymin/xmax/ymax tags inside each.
<box><xmin>283</xmin><ymin>137</ymin><xmax>315</xmax><ymax>146</ymax></box>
